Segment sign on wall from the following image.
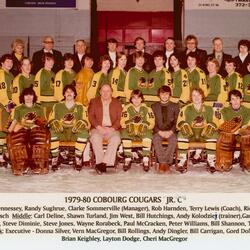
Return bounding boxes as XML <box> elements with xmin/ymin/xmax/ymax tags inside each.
<box><xmin>185</xmin><ymin>0</ymin><xmax>250</xmax><ymax>10</ymax></box>
<box><xmin>6</xmin><ymin>0</ymin><xmax>76</xmax><ymax>8</ymax></box>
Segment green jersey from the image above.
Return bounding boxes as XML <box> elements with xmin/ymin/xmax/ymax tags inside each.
<box><xmin>0</xmin><ymin>69</ymin><xmax>14</xmax><ymax>106</ymax></box>
<box><xmin>124</xmin><ymin>67</ymin><xmax>148</xmax><ymax>101</ymax></box>
<box><xmin>110</xmin><ymin>67</ymin><xmax>127</xmax><ymax>99</ymax></box>
<box><xmin>54</xmin><ymin>69</ymin><xmax>76</xmax><ymax>101</ymax></box>
<box><xmin>220</xmin><ymin>105</ymin><xmax>250</xmax><ymax>127</ymax></box>
<box><xmin>243</xmin><ymin>74</ymin><xmax>250</xmax><ymax>102</ymax></box>
<box><xmin>12</xmin><ymin>103</ymin><xmax>45</xmax><ymax>128</ymax></box>
<box><xmin>12</xmin><ymin>74</ymin><xmax>35</xmax><ymax>105</ymax></box>
<box><xmin>225</xmin><ymin>72</ymin><xmax>243</xmax><ymax>93</ymax></box>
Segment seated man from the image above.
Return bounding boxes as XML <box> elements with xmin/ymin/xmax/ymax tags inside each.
<box><xmin>121</xmin><ymin>89</ymin><xmax>155</xmax><ymax>172</ymax></box>
<box><xmin>152</xmin><ymin>86</ymin><xmax>179</xmax><ymax>172</ymax></box>
<box><xmin>176</xmin><ymin>88</ymin><xmax>218</xmax><ymax>173</ymax></box>
<box><xmin>48</xmin><ymin>84</ymin><xmax>89</xmax><ymax>171</ymax></box>
<box><xmin>216</xmin><ymin>89</ymin><xmax>250</xmax><ymax>172</ymax></box>
<box><xmin>7</xmin><ymin>87</ymin><xmax>49</xmax><ymax>175</ymax></box>
<box><xmin>88</xmin><ymin>83</ymin><xmax>122</xmax><ymax>174</ymax></box>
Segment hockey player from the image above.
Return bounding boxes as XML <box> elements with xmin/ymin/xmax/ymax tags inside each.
<box><xmin>224</xmin><ymin>58</ymin><xmax>243</xmax><ymax>94</ymax></box>
<box><xmin>109</xmin><ymin>52</ymin><xmax>127</xmax><ymax>105</ymax></box>
<box><xmin>177</xmin><ymin>88</ymin><xmax>218</xmax><ymax>173</ymax></box>
<box><xmin>12</xmin><ymin>57</ymin><xmax>35</xmax><ymax>105</ymax></box>
<box><xmin>54</xmin><ymin>53</ymin><xmax>76</xmax><ymax>102</ymax></box>
<box><xmin>75</xmin><ymin>54</ymin><xmax>94</xmax><ymax>106</ymax></box>
<box><xmin>121</xmin><ymin>89</ymin><xmax>155</xmax><ymax>172</ymax></box>
<box><xmin>168</xmin><ymin>53</ymin><xmax>190</xmax><ymax>106</ymax></box>
<box><xmin>124</xmin><ymin>51</ymin><xmax>148</xmax><ymax>102</ymax></box>
<box><xmin>243</xmin><ymin>59</ymin><xmax>250</xmax><ymax>108</ymax></box>
<box><xmin>48</xmin><ymin>84</ymin><xmax>89</xmax><ymax>171</ymax></box>
<box><xmin>33</xmin><ymin>52</ymin><xmax>57</xmax><ymax>119</ymax></box>
<box><xmin>216</xmin><ymin>90</ymin><xmax>250</xmax><ymax>172</ymax></box>
<box><xmin>87</xmin><ymin>54</ymin><xmax>112</xmax><ymax>101</ymax></box>
<box><xmin>186</xmin><ymin>52</ymin><xmax>208</xmax><ymax>96</ymax></box>
<box><xmin>145</xmin><ymin>50</ymin><xmax>171</xmax><ymax>104</ymax></box>
<box><xmin>0</xmin><ymin>54</ymin><xmax>14</xmax><ymax>167</ymax></box>
<box><xmin>8</xmin><ymin>87</ymin><xmax>49</xmax><ymax>175</ymax></box>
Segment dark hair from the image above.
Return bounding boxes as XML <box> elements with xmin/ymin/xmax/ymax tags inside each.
<box><xmin>168</xmin><ymin>53</ymin><xmax>181</xmax><ymax>72</ymax></box>
<box><xmin>190</xmin><ymin>87</ymin><xmax>205</xmax><ymax>102</ymax></box>
<box><xmin>19</xmin><ymin>86</ymin><xmax>37</xmax><ymax>104</ymax></box>
<box><xmin>152</xmin><ymin>50</ymin><xmax>165</xmax><ymax>59</ymax></box>
<box><xmin>107</xmin><ymin>38</ymin><xmax>118</xmax><ymax>44</ymax></box>
<box><xmin>63</xmin><ymin>84</ymin><xmax>77</xmax><ymax>99</ymax></box>
<box><xmin>212</xmin><ymin>37</ymin><xmax>223</xmax><ymax>44</ymax></box>
<box><xmin>134</xmin><ymin>37</ymin><xmax>146</xmax><ymax>46</ymax></box>
<box><xmin>63</xmin><ymin>53</ymin><xmax>74</xmax><ymax>62</ymax></box>
<box><xmin>187</xmin><ymin>51</ymin><xmax>199</xmax><ymax>66</ymax></box>
<box><xmin>0</xmin><ymin>54</ymin><xmax>13</xmax><ymax>64</ymax></box>
<box><xmin>116</xmin><ymin>52</ymin><xmax>126</xmax><ymax>65</ymax></box>
<box><xmin>98</xmin><ymin>54</ymin><xmax>113</xmax><ymax>70</ymax></box>
<box><xmin>129</xmin><ymin>89</ymin><xmax>144</xmax><ymax>103</ymax></box>
<box><xmin>238</xmin><ymin>39</ymin><xmax>250</xmax><ymax>51</ymax></box>
<box><xmin>84</xmin><ymin>53</ymin><xmax>94</xmax><ymax>60</ymax></box>
<box><xmin>185</xmin><ymin>34</ymin><xmax>198</xmax><ymax>46</ymax></box>
<box><xmin>158</xmin><ymin>85</ymin><xmax>171</xmax><ymax>96</ymax></box>
<box><xmin>228</xmin><ymin>89</ymin><xmax>242</xmax><ymax>100</ymax></box>
<box><xmin>225</xmin><ymin>57</ymin><xmax>236</xmax><ymax>67</ymax></box>
<box><xmin>42</xmin><ymin>52</ymin><xmax>54</xmax><ymax>64</ymax></box>
<box><xmin>133</xmin><ymin>51</ymin><xmax>145</xmax><ymax>64</ymax></box>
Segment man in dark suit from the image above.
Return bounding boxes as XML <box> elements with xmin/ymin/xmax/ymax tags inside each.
<box><xmin>72</xmin><ymin>39</ymin><xmax>87</xmax><ymax>73</ymax></box>
<box><xmin>180</xmin><ymin>34</ymin><xmax>207</xmax><ymax>71</ymax></box>
<box><xmin>126</xmin><ymin>37</ymin><xmax>154</xmax><ymax>72</ymax></box>
<box><xmin>152</xmin><ymin>86</ymin><xmax>179</xmax><ymax>172</ymax></box>
<box><xmin>31</xmin><ymin>36</ymin><xmax>63</xmax><ymax>74</ymax></box>
<box><xmin>207</xmin><ymin>37</ymin><xmax>232</xmax><ymax>77</ymax></box>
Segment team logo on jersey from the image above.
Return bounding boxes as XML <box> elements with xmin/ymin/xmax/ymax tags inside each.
<box><xmin>138</xmin><ymin>77</ymin><xmax>147</xmax><ymax>88</ymax></box>
<box><xmin>148</xmin><ymin>78</ymin><xmax>154</xmax><ymax>88</ymax></box>
<box><xmin>192</xmin><ymin>115</ymin><xmax>205</xmax><ymax>128</ymax></box>
<box><xmin>62</xmin><ymin>113</ymin><xmax>75</xmax><ymax>127</ymax></box>
<box><xmin>22</xmin><ymin>112</ymin><xmax>37</xmax><ymax>126</ymax></box>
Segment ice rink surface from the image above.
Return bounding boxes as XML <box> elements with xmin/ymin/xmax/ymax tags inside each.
<box><xmin>0</xmin><ymin>162</ymin><xmax>250</xmax><ymax>193</ymax></box>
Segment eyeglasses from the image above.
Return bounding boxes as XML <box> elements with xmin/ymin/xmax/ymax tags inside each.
<box><xmin>44</xmin><ymin>41</ymin><xmax>54</xmax><ymax>44</ymax></box>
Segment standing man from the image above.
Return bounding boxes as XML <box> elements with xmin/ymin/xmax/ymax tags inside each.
<box><xmin>106</xmin><ymin>38</ymin><xmax>118</xmax><ymax>68</ymax></box>
<box><xmin>31</xmin><ymin>35</ymin><xmax>63</xmax><ymax>74</ymax></box>
<box><xmin>207</xmin><ymin>37</ymin><xmax>232</xmax><ymax>77</ymax></box>
<box><xmin>163</xmin><ymin>37</ymin><xmax>176</xmax><ymax>70</ymax></box>
<box><xmin>152</xmin><ymin>86</ymin><xmax>179</xmax><ymax>172</ymax></box>
<box><xmin>180</xmin><ymin>34</ymin><xmax>207</xmax><ymax>71</ymax></box>
<box><xmin>88</xmin><ymin>84</ymin><xmax>122</xmax><ymax>174</ymax></box>
<box><xmin>72</xmin><ymin>39</ymin><xmax>87</xmax><ymax>73</ymax></box>
<box><xmin>126</xmin><ymin>37</ymin><xmax>154</xmax><ymax>72</ymax></box>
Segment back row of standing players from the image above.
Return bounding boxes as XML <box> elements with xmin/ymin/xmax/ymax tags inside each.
<box><xmin>1</xmin><ymin>35</ymin><xmax>250</xmax><ymax>116</ymax></box>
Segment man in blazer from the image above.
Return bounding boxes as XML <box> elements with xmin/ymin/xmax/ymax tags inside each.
<box><xmin>88</xmin><ymin>83</ymin><xmax>122</xmax><ymax>173</ymax></box>
<box><xmin>207</xmin><ymin>37</ymin><xmax>232</xmax><ymax>77</ymax></box>
<box><xmin>31</xmin><ymin>36</ymin><xmax>63</xmax><ymax>74</ymax></box>
<box><xmin>152</xmin><ymin>86</ymin><xmax>179</xmax><ymax>172</ymax></box>
<box><xmin>72</xmin><ymin>39</ymin><xmax>87</xmax><ymax>73</ymax></box>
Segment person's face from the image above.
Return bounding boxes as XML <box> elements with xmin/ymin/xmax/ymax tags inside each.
<box><xmin>15</xmin><ymin>45</ymin><xmax>24</xmax><ymax>55</ymax></box>
<box><xmin>1</xmin><ymin>59</ymin><xmax>13</xmax><ymax>71</ymax></box>
<box><xmin>43</xmin><ymin>38</ymin><xmax>54</xmax><ymax>51</ymax></box>
<box><xmin>21</xmin><ymin>59</ymin><xmax>31</xmax><ymax>75</ymax></box>
<box><xmin>64</xmin><ymin>59</ymin><xmax>74</xmax><ymax>70</ymax></box>
<box><xmin>165</xmin><ymin>39</ymin><xmax>175</xmax><ymax>52</ymax></box>
<box><xmin>24</xmin><ymin>94</ymin><xmax>34</xmax><ymax>104</ymax></box>
<box><xmin>213</xmin><ymin>39</ymin><xmax>223</xmax><ymax>53</ymax></box>
<box><xmin>101</xmin><ymin>60</ymin><xmax>111</xmax><ymax>71</ymax></box>
<box><xmin>44</xmin><ymin>58</ymin><xmax>54</xmax><ymax>70</ymax></box>
<box><xmin>135</xmin><ymin>56</ymin><xmax>145</xmax><ymax>67</ymax></box>
<box><xmin>132</xmin><ymin>95</ymin><xmax>142</xmax><ymax>107</ymax></box>
<box><xmin>100</xmin><ymin>85</ymin><xmax>112</xmax><ymax>100</ymax></box>
<box><xmin>169</xmin><ymin>55</ymin><xmax>179</xmax><ymax>68</ymax></box>
<box><xmin>239</xmin><ymin>45</ymin><xmax>248</xmax><ymax>55</ymax></box>
<box><xmin>118</xmin><ymin>55</ymin><xmax>127</xmax><ymax>69</ymax></box>
<box><xmin>84</xmin><ymin>57</ymin><xmax>94</xmax><ymax>69</ymax></box>
<box><xmin>108</xmin><ymin>42</ymin><xmax>117</xmax><ymax>52</ymax></box>
<box><xmin>186</xmin><ymin>38</ymin><xmax>197</xmax><ymax>51</ymax></box>
<box><xmin>154</xmin><ymin>56</ymin><xmax>164</xmax><ymax>68</ymax></box>
<box><xmin>230</xmin><ymin>95</ymin><xmax>241</xmax><ymax>110</ymax></box>
<box><xmin>225</xmin><ymin>62</ymin><xmax>235</xmax><ymax>75</ymax></box>
<box><xmin>207</xmin><ymin>61</ymin><xmax>217</xmax><ymax>74</ymax></box>
<box><xmin>75</xmin><ymin>41</ymin><xmax>87</xmax><ymax>54</ymax></box>
<box><xmin>187</xmin><ymin>56</ymin><xmax>197</xmax><ymax>69</ymax></box>
<box><xmin>192</xmin><ymin>90</ymin><xmax>203</xmax><ymax>105</ymax></box>
<box><xmin>159</xmin><ymin>91</ymin><xmax>170</xmax><ymax>103</ymax></box>
<box><xmin>64</xmin><ymin>88</ymin><xmax>75</xmax><ymax>101</ymax></box>
<box><xmin>135</xmin><ymin>39</ymin><xmax>145</xmax><ymax>51</ymax></box>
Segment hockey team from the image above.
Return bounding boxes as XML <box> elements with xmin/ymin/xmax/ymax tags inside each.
<box><xmin>0</xmin><ymin>35</ymin><xmax>250</xmax><ymax>176</ymax></box>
